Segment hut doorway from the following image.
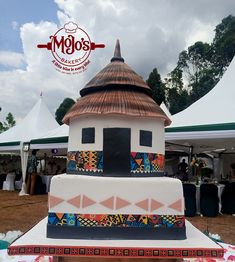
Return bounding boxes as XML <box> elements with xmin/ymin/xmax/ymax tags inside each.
<box><xmin>103</xmin><ymin>128</ymin><xmax>131</xmax><ymax>176</ymax></box>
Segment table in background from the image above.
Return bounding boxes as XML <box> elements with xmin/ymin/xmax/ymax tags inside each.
<box><xmin>40</xmin><ymin>174</ymin><xmax>54</xmax><ymax>192</ymax></box>
<box><xmin>188</xmin><ymin>183</ymin><xmax>225</xmax><ymax>214</ymax></box>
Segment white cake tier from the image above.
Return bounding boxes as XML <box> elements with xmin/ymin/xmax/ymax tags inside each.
<box><xmin>49</xmin><ymin>174</ymin><xmax>184</xmax><ymax>215</ymax></box>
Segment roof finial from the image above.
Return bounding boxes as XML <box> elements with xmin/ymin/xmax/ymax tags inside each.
<box><xmin>111</xmin><ymin>39</ymin><xmax>124</xmax><ymax>62</ymax></box>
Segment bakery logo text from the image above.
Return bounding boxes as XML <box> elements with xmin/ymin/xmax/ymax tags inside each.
<box><xmin>37</xmin><ymin>22</ymin><xmax>105</xmax><ymax>74</ymax></box>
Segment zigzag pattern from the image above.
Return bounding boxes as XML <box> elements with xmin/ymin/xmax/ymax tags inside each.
<box><xmin>67</xmin><ymin>151</ymin><xmax>103</xmax><ymax>173</ymax></box>
<box><xmin>50</xmin><ymin>194</ymin><xmax>183</xmax><ymax>213</ymax></box>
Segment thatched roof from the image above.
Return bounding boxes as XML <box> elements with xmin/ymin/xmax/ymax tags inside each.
<box><xmin>63</xmin><ymin>40</ymin><xmax>171</xmax><ymax>126</ymax></box>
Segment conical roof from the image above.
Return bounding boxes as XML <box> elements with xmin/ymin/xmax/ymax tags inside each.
<box><xmin>80</xmin><ymin>40</ymin><xmax>150</xmax><ymax>96</ymax></box>
<box><xmin>63</xmin><ymin>40</ymin><xmax>171</xmax><ymax>126</ymax></box>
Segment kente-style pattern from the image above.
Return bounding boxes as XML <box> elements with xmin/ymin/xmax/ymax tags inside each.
<box><xmin>48</xmin><ymin>213</ymin><xmax>185</xmax><ymax>228</ymax></box>
<box><xmin>67</xmin><ymin>151</ymin><xmax>103</xmax><ymax>173</ymax></box>
<box><xmin>67</xmin><ymin>151</ymin><xmax>164</xmax><ymax>173</ymax></box>
<box><xmin>130</xmin><ymin>152</ymin><xmax>164</xmax><ymax>173</ymax></box>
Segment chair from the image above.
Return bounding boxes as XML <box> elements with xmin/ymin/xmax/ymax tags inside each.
<box><xmin>219</xmin><ymin>180</ymin><xmax>230</xmax><ymax>186</ymax></box>
<box><xmin>183</xmin><ymin>183</ymin><xmax>197</xmax><ymax>217</ymax></box>
<box><xmin>2</xmin><ymin>173</ymin><xmax>16</xmax><ymax>191</ymax></box>
<box><xmin>15</xmin><ymin>177</ymin><xmax>23</xmax><ymax>190</ymax></box>
<box><xmin>200</xmin><ymin>184</ymin><xmax>219</xmax><ymax>217</ymax></box>
<box><xmin>221</xmin><ymin>182</ymin><xmax>235</xmax><ymax>214</ymax></box>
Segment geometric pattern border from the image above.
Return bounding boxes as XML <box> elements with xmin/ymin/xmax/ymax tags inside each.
<box><xmin>67</xmin><ymin>151</ymin><xmax>103</xmax><ymax>173</ymax></box>
<box><xmin>131</xmin><ymin>152</ymin><xmax>165</xmax><ymax>173</ymax></box>
<box><xmin>67</xmin><ymin>151</ymin><xmax>165</xmax><ymax>174</ymax></box>
<box><xmin>49</xmin><ymin>194</ymin><xmax>183</xmax><ymax>213</ymax></box>
<box><xmin>8</xmin><ymin>245</ymin><xmax>224</xmax><ymax>258</ymax></box>
<box><xmin>48</xmin><ymin>213</ymin><xmax>185</xmax><ymax>228</ymax></box>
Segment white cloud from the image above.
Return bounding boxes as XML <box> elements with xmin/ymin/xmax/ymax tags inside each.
<box><xmin>11</xmin><ymin>21</ymin><xmax>18</xmax><ymax>30</ymax></box>
<box><xmin>1</xmin><ymin>0</ymin><xmax>235</xmax><ymax>123</ymax></box>
<box><xmin>0</xmin><ymin>51</ymin><xmax>25</xmax><ymax>67</ymax></box>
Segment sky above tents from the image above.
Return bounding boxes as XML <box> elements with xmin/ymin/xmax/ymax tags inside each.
<box><xmin>1</xmin><ymin>0</ymin><xmax>235</xmax><ymax>123</ymax></box>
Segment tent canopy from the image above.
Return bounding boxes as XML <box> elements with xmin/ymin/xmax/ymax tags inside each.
<box><xmin>0</xmin><ymin>97</ymin><xmax>59</xmax><ymax>151</ymax></box>
<box><xmin>30</xmin><ymin>124</ymin><xmax>69</xmax><ymax>150</ymax></box>
<box><xmin>170</xmin><ymin>56</ymin><xmax>235</xmax><ymax>129</ymax></box>
<box><xmin>0</xmin><ymin>97</ymin><xmax>59</xmax><ymax>195</ymax></box>
<box><xmin>165</xmin><ymin>56</ymin><xmax>235</xmax><ymax>155</ymax></box>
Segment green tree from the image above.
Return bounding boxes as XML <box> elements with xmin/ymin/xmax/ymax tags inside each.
<box><xmin>146</xmin><ymin>68</ymin><xmax>165</xmax><ymax>105</ymax></box>
<box><xmin>165</xmin><ymin>67</ymin><xmax>190</xmax><ymax>114</ymax></box>
<box><xmin>55</xmin><ymin>98</ymin><xmax>75</xmax><ymax>125</ymax></box>
<box><xmin>0</xmin><ymin>112</ymin><xmax>16</xmax><ymax>133</ymax></box>
<box><xmin>212</xmin><ymin>15</ymin><xmax>235</xmax><ymax>75</ymax></box>
<box><xmin>175</xmin><ymin>41</ymin><xmax>218</xmax><ymax>105</ymax></box>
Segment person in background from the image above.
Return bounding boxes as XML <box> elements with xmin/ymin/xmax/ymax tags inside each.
<box><xmin>27</xmin><ymin>149</ymin><xmax>38</xmax><ymax>194</ymax></box>
<box><xmin>178</xmin><ymin>158</ymin><xmax>188</xmax><ymax>181</ymax></box>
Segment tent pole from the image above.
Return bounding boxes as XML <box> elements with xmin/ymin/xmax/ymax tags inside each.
<box><xmin>19</xmin><ymin>142</ymin><xmax>29</xmax><ymax>196</ymax></box>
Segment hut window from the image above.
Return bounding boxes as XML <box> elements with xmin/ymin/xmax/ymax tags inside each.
<box><xmin>82</xmin><ymin>127</ymin><xmax>95</xmax><ymax>144</ymax></box>
<box><xmin>139</xmin><ymin>130</ymin><xmax>152</xmax><ymax>147</ymax></box>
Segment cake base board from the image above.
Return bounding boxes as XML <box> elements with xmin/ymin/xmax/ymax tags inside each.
<box><xmin>8</xmin><ymin>218</ymin><xmax>223</xmax><ymax>259</ymax></box>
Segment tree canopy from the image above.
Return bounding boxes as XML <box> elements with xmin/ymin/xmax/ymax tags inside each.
<box><xmin>55</xmin><ymin>98</ymin><xmax>76</xmax><ymax>125</ymax></box>
<box><xmin>146</xmin><ymin>15</ymin><xmax>235</xmax><ymax>115</ymax></box>
<box><xmin>146</xmin><ymin>68</ymin><xmax>165</xmax><ymax>105</ymax></box>
<box><xmin>0</xmin><ymin>112</ymin><xmax>16</xmax><ymax>133</ymax></box>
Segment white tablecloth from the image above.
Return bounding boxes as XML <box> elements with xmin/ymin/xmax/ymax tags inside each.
<box><xmin>40</xmin><ymin>175</ymin><xmax>54</xmax><ymax>193</ymax></box>
<box><xmin>192</xmin><ymin>183</ymin><xmax>225</xmax><ymax>214</ymax></box>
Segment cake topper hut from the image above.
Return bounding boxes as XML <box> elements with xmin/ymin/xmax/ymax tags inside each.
<box><xmin>64</xmin><ymin>40</ymin><xmax>171</xmax><ymax>177</ymax></box>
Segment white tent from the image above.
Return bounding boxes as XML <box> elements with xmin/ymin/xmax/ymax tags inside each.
<box><xmin>0</xmin><ymin>97</ymin><xmax>59</xmax><ymax>195</ymax></box>
<box><xmin>30</xmin><ymin>124</ymin><xmax>69</xmax><ymax>150</ymax></box>
<box><xmin>170</xmin><ymin>57</ymin><xmax>235</xmax><ymax>128</ymax></box>
<box><xmin>165</xmin><ymin>56</ymin><xmax>235</xmax><ymax>155</ymax></box>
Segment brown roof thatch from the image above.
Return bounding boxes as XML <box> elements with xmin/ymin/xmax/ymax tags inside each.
<box><xmin>63</xmin><ymin>90</ymin><xmax>171</xmax><ymax>126</ymax></box>
<box><xmin>63</xmin><ymin>40</ymin><xmax>171</xmax><ymax>126</ymax></box>
<box><xmin>80</xmin><ymin>61</ymin><xmax>151</xmax><ymax>96</ymax></box>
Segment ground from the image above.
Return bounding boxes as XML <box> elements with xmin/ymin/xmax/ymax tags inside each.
<box><xmin>0</xmin><ymin>190</ymin><xmax>234</xmax><ymax>245</ymax></box>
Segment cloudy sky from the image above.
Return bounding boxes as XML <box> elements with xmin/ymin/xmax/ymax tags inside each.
<box><xmin>0</xmin><ymin>0</ymin><xmax>235</xmax><ymax>123</ymax></box>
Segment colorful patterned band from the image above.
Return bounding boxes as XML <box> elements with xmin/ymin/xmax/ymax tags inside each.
<box><xmin>67</xmin><ymin>151</ymin><xmax>165</xmax><ymax>175</ymax></box>
<box><xmin>48</xmin><ymin>213</ymin><xmax>185</xmax><ymax>228</ymax></box>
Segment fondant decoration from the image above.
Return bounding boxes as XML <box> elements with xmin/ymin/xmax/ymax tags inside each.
<box><xmin>82</xmin><ymin>127</ymin><xmax>95</xmax><ymax>144</ymax></box>
<box><xmin>49</xmin><ymin>194</ymin><xmax>64</xmax><ymax>208</ymax></box>
<box><xmin>135</xmin><ymin>199</ymin><xmax>149</xmax><ymax>211</ymax></box>
<box><xmin>67</xmin><ymin>151</ymin><xmax>77</xmax><ymax>171</ymax></box>
<box><xmin>130</xmin><ymin>152</ymin><xmax>164</xmax><ymax>173</ymax></box>
<box><xmin>151</xmin><ymin>199</ymin><xmax>164</xmax><ymax>212</ymax></box>
<box><xmin>67</xmin><ymin>151</ymin><xmax>164</xmax><ymax>174</ymax></box>
<box><xmin>48</xmin><ymin>213</ymin><xmax>185</xmax><ymax>228</ymax></box>
<box><xmin>116</xmin><ymin>197</ymin><xmax>131</xmax><ymax>210</ymax></box>
<box><xmin>67</xmin><ymin>195</ymin><xmax>81</xmax><ymax>208</ymax></box>
<box><xmin>47</xmin><ymin>41</ymin><xmax>185</xmax><ymax>241</ymax></box>
<box><xmin>103</xmin><ymin>128</ymin><xmax>131</xmax><ymax>176</ymax></box>
<box><xmin>100</xmin><ymin>197</ymin><xmax>115</xmax><ymax>210</ymax></box>
<box><xmin>139</xmin><ymin>130</ymin><xmax>152</xmax><ymax>147</ymax></box>
<box><xmin>49</xmin><ymin>175</ymin><xmax>184</xmax><ymax>215</ymax></box>
<box><xmin>9</xmin><ymin>244</ymin><xmax>224</xmax><ymax>258</ymax></box>
<box><xmin>168</xmin><ymin>199</ymin><xmax>182</xmax><ymax>212</ymax></box>
<box><xmin>67</xmin><ymin>151</ymin><xmax>103</xmax><ymax>173</ymax></box>
<box><xmin>82</xmin><ymin>195</ymin><xmax>96</xmax><ymax>208</ymax></box>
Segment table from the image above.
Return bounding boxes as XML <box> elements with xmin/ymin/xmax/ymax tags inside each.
<box><xmin>189</xmin><ymin>183</ymin><xmax>225</xmax><ymax>214</ymax></box>
<box><xmin>40</xmin><ymin>175</ymin><xmax>54</xmax><ymax>192</ymax></box>
<box><xmin>8</xmin><ymin>218</ymin><xmax>224</xmax><ymax>260</ymax></box>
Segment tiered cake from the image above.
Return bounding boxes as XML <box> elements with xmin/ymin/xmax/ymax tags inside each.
<box><xmin>47</xmin><ymin>40</ymin><xmax>186</xmax><ymax>240</ymax></box>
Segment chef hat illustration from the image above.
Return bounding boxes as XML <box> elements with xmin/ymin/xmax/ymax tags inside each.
<box><xmin>64</xmin><ymin>22</ymin><xmax>78</xmax><ymax>34</ymax></box>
